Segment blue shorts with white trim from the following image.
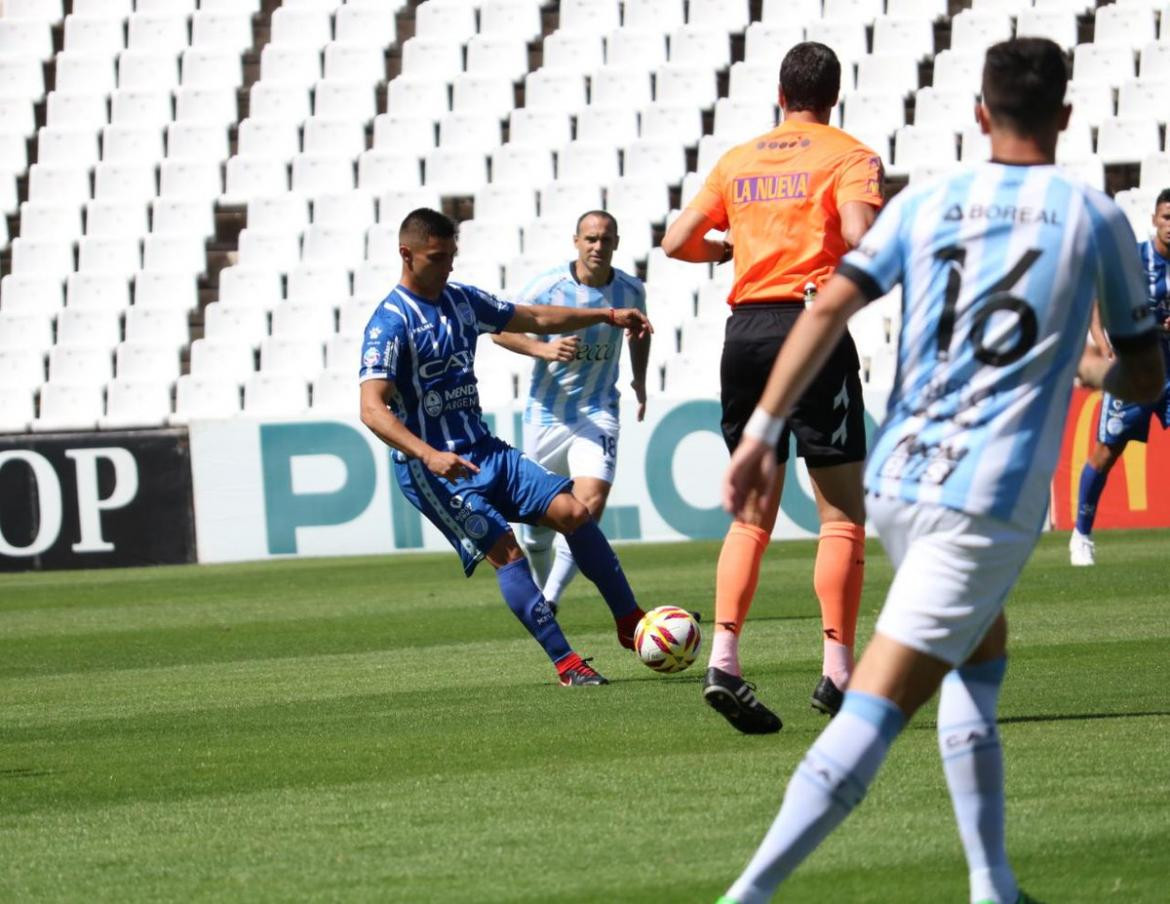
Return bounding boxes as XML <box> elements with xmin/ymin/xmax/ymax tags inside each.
<box><xmin>1097</xmin><ymin>377</ymin><xmax>1170</xmax><ymax>446</ymax></box>
<box><xmin>393</xmin><ymin>434</ymin><xmax>572</xmax><ymax>575</ymax></box>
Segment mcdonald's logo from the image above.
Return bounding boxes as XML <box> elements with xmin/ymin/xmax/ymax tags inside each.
<box><xmin>1051</xmin><ymin>387</ymin><xmax>1170</xmax><ymax>531</ymax></box>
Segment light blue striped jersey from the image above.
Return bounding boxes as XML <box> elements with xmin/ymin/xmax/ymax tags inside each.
<box><xmin>358</xmin><ymin>282</ymin><xmax>515</xmax><ymax>457</ymax></box>
<box><xmin>838</xmin><ymin>163</ymin><xmax>1156</xmax><ymax>529</ymax></box>
<box><xmin>515</xmin><ymin>262</ymin><xmax>647</xmax><ymax>426</ymax></box>
<box><xmin>1137</xmin><ymin>239</ymin><xmax>1170</xmax><ymax>364</ymax></box>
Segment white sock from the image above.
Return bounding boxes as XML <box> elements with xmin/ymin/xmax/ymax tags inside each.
<box><xmin>938</xmin><ymin>657</ymin><xmax>1017</xmax><ymax>904</ymax></box>
<box><xmin>822</xmin><ymin>639</ymin><xmax>853</xmax><ymax>688</ymax></box>
<box><xmin>725</xmin><ymin>692</ymin><xmax>905</xmax><ymax>904</ymax></box>
<box><xmin>523</xmin><ymin>526</ymin><xmax>554</xmax><ymax>589</ymax></box>
<box><xmin>708</xmin><ymin>629</ymin><xmax>741</xmax><ymax>675</ymax></box>
<box><xmin>541</xmin><ymin>536</ymin><xmax>578</xmax><ymax>606</ymax></box>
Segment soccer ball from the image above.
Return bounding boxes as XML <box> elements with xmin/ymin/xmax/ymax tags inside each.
<box><xmin>633</xmin><ymin>606</ymin><xmax>701</xmax><ymax>674</ymax></box>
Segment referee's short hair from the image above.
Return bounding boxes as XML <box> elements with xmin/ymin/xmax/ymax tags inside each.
<box><xmin>400</xmin><ymin>207</ymin><xmax>456</xmax><ymax>244</ymax></box>
<box><xmin>779</xmin><ymin>42</ymin><xmax>841</xmax><ymax>113</ymax></box>
<box><xmin>1157</xmin><ymin>188</ymin><xmax>1170</xmax><ymax>208</ymax></box>
<box><xmin>982</xmin><ymin>38</ymin><xmax>1068</xmax><ymax>136</ymax></box>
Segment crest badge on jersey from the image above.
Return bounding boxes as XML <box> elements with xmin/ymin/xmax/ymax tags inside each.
<box><xmin>424</xmin><ymin>390</ymin><xmax>443</xmax><ymax>417</ymax></box>
<box><xmin>362</xmin><ymin>346</ymin><xmax>381</xmax><ymax>368</ymax></box>
<box><xmin>456</xmin><ymin>301</ymin><xmax>476</xmax><ymax>327</ymax></box>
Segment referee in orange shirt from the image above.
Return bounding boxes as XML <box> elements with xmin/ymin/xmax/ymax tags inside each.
<box><xmin>662</xmin><ymin>42</ymin><xmax>882</xmax><ymax>733</ymax></box>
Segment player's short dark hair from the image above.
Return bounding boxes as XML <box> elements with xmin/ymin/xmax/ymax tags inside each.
<box><xmin>779</xmin><ymin>42</ymin><xmax>841</xmax><ymax>113</ymax></box>
<box><xmin>399</xmin><ymin>207</ymin><xmax>456</xmax><ymax>244</ymax></box>
<box><xmin>981</xmin><ymin>38</ymin><xmax>1068</xmax><ymax>135</ymax></box>
<box><xmin>1156</xmin><ymin>188</ymin><xmax>1170</xmax><ymax>208</ymax></box>
<box><xmin>575</xmin><ymin>210</ymin><xmax>618</xmax><ymax>234</ymax></box>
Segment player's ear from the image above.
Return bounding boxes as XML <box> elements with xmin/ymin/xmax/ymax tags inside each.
<box><xmin>974</xmin><ymin>102</ymin><xmax>991</xmax><ymax>135</ymax></box>
<box><xmin>399</xmin><ymin>243</ymin><xmax>411</xmax><ymax>266</ymax></box>
<box><xmin>1056</xmin><ymin>103</ymin><xmax>1072</xmax><ymax>132</ymax></box>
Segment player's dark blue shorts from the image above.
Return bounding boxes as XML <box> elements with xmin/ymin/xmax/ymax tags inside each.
<box><xmin>1097</xmin><ymin>377</ymin><xmax>1170</xmax><ymax>446</ymax></box>
<box><xmin>393</xmin><ymin>434</ymin><xmax>571</xmax><ymax>575</ymax></box>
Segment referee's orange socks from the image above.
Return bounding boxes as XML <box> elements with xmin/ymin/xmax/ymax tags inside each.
<box><xmin>814</xmin><ymin>521</ymin><xmax>866</xmax><ymax>688</ymax></box>
<box><xmin>708</xmin><ymin>521</ymin><xmax>770</xmax><ymax>676</ymax></box>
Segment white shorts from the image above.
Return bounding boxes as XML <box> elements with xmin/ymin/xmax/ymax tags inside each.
<box><xmin>522</xmin><ymin>413</ymin><xmax>619</xmax><ymax>484</ymax></box>
<box><xmin>867</xmin><ymin>493</ymin><xmax>1041</xmax><ymax>665</ymax></box>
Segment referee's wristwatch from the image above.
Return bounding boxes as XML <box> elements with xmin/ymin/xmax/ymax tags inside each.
<box><xmin>718</xmin><ymin>241</ymin><xmax>733</xmax><ymax>264</ymax></box>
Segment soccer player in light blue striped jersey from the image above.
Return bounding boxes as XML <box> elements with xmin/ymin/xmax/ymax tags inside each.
<box><xmin>715</xmin><ymin>40</ymin><xmax>1165</xmax><ymax>904</ymax></box>
<box><xmin>1070</xmin><ymin>188</ymin><xmax>1170</xmax><ymax>564</ymax></box>
<box><xmin>359</xmin><ymin>208</ymin><xmax>653</xmax><ymax>687</ymax></box>
<box><xmin>491</xmin><ymin>211</ymin><xmax>650</xmax><ymax>607</ymax></box>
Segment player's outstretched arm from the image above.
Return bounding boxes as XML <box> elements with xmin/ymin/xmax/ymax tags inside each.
<box><xmin>722</xmin><ymin>274</ymin><xmax>867</xmax><ymax>517</ymax></box>
<box><xmin>490</xmin><ymin>331</ymin><xmax>580</xmax><ymax>362</ymax></box>
<box><xmin>505</xmin><ymin>304</ymin><xmax>652</xmax><ymax>339</ymax></box>
<box><xmin>359</xmin><ymin>379</ymin><xmax>479</xmax><ymax>480</ymax></box>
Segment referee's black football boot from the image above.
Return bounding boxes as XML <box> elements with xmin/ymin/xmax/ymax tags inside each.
<box><xmin>810</xmin><ymin>675</ymin><xmax>844</xmax><ymax>717</ymax></box>
<box><xmin>702</xmin><ymin>667</ymin><xmax>782</xmax><ymax>734</ymax></box>
<box><xmin>558</xmin><ymin>655</ymin><xmax>609</xmax><ymax>686</ymax></box>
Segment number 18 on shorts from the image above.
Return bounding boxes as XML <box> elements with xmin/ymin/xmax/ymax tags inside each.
<box><xmin>523</xmin><ymin>414</ymin><xmax>619</xmax><ymax>484</ymax></box>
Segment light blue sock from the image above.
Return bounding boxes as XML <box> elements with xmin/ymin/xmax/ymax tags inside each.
<box><xmin>938</xmin><ymin>657</ymin><xmax>1017</xmax><ymax>904</ymax></box>
<box><xmin>725</xmin><ymin>692</ymin><xmax>905</xmax><ymax>904</ymax></box>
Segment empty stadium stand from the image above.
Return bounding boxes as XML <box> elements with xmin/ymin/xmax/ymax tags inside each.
<box><xmin>0</xmin><ymin>0</ymin><xmax>1167</xmax><ymax>433</ymax></box>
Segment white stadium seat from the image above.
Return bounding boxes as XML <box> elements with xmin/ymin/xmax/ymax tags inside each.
<box><xmin>100</xmin><ymin>378</ymin><xmax>174</xmax><ymax>429</ymax></box>
<box><xmin>189</xmin><ymin>338</ymin><xmax>256</xmax><ymax>382</ymax></box>
<box><xmin>247</xmin><ymin>194</ymin><xmax>311</xmax><ymax>235</ymax></box>
<box><xmin>66</xmin><ymin>272</ymin><xmax>130</xmax><ymax>311</ymax></box>
<box><xmin>119</xmin><ymin>50</ymin><xmax>181</xmax><ymax>91</ymax></box>
<box><xmin>237</xmin><ymin>119</ymin><xmax>301</xmax><ymax>162</ymax></box>
<box><xmin>32</xmin><ymin>381</ymin><xmax>105</xmax><ymax>432</ymax></box>
<box><xmin>181</xmin><ymin>47</ymin><xmax>243</xmax><ymax>88</ymax></box>
<box><xmin>102</xmin><ymin>125</ymin><xmax>166</xmax><ymax>164</ymax></box>
<box><xmin>115</xmin><ymin>342</ymin><xmax>181</xmax><ymax>381</ymax></box>
<box><xmin>134</xmin><ymin>271</ymin><xmax>199</xmax><ymax>312</ymax></box>
<box><xmin>218</xmin><ymin>266</ymin><xmax>284</xmax><ymax>311</ymax></box>
<box><xmin>244</xmin><ymin>372</ymin><xmax>310</xmax><ymax>417</ymax></box>
<box><xmin>334</xmin><ymin>3</ymin><xmax>397</xmax><ymax>46</ymax></box>
<box><xmin>86</xmin><ymin>200</ymin><xmax>149</xmax><ymax>239</ymax></box>
<box><xmin>19</xmin><ymin>202</ymin><xmax>83</xmax><ymax>241</ymax></box>
<box><xmin>172</xmin><ymin>374</ymin><xmax>242</xmax><ymax>423</ymax></box>
<box><xmin>288</xmin><ymin>263</ymin><xmax>352</xmax><ymax>304</ymax></box>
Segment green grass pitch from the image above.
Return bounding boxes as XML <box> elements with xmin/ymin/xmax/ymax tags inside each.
<box><xmin>2</xmin><ymin>531</ymin><xmax>1168</xmax><ymax>903</ymax></box>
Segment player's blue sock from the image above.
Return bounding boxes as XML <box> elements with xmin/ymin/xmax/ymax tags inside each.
<box><xmin>1075</xmin><ymin>464</ymin><xmax>1107</xmax><ymax>535</ymax></box>
<box><xmin>725</xmin><ymin>692</ymin><xmax>904</xmax><ymax>904</ymax></box>
<box><xmin>496</xmin><ymin>558</ymin><xmax>572</xmax><ymax>664</ymax></box>
<box><xmin>938</xmin><ymin>657</ymin><xmax>1017</xmax><ymax>904</ymax></box>
<box><xmin>563</xmin><ymin>518</ymin><xmax>638</xmax><ymax>618</ymax></box>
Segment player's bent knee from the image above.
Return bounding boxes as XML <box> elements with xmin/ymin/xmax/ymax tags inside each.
<box><xmin>544</xmin><ymin>492</ymin><xmax>590</xmax><ymax>533</ymax></box>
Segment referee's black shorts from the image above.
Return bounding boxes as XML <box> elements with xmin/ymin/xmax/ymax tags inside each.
<box><xmin>720</xmin><ymin>302</ymin><xmax>867</xmax><ymax>467</ymax></box>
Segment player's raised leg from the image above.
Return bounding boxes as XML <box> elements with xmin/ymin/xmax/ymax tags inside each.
<box><xmin>540</xmin><ymin>490</ymin><xmax>645</xmax><ymax>650</ymax></box>
<box><xmin>807</xmin><ymin>460</ymin><xmax>867</xmax><ymax>715</ymax></box>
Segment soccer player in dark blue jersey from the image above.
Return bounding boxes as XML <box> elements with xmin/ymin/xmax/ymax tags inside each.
<box><xmin>358</xmin><ymin>208</ymin><xmax>653</xmax><ymax>686</ymax></box>
<box><xmin>1071</xmin><ymin>188</ymin><xmax>1170</xmax><ymax>565</ymax></box>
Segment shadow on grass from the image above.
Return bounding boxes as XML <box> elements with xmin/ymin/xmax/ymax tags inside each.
<box><xmin>1000</xmin><ymin>710</ymin><xmax>1170</xmax><ymax>725</ymax></box>
<box><xmin>0</xmin><ymin>768</ymin><xmax>55</xmax><ymax>779</ymax></box>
